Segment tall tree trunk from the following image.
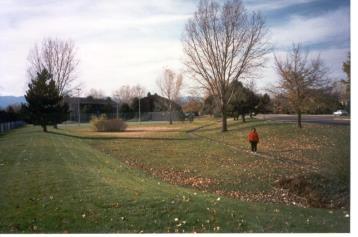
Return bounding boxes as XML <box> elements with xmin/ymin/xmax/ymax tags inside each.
<box><xmin>221</xmin><ymin>111</ymin><xmax>227</xmax><ymax>132</ymax></box>
<box><xmin>53</xmin><ymin>124</ymin><xmax>58</xmax><ymax>129</ymax></box>
<box><xmin>297</xmin><ymin>110</ymin><xmax>302</xmax><ymax>128</ymax></box>
<box><xmin>241</xmin><ymin>113</ymin><xmax>246</xmax><ymax>123</ymax></box>
<box><xmin>42</xmin><ymin>124</ymin><xmax>47</xmax><ymax>132</ymax></box>
<box><xmin>221</xmin><ymin>102</ymin><xmax>228</xmax><ymax>132</ymax></box>
<box><xmin>219</xmin><ymin>97</ymin><xmax>228</xmax><ymax>132</ymax></box>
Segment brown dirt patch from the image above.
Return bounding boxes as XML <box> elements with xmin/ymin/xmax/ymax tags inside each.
<box><xmin>273</xmin><ymin>175</ymin><xmax>349</xmax><ymax>209</ymax></box>
<box><xmin>78</xmin><ymin>125</ymin><xmax>185</xmax><ymax>138</ymax></box>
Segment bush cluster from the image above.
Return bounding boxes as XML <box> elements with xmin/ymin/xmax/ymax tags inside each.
<box><xmin>90</xmin><ymin>114</ymin><xmax>127</xmax><ymax>132</ymax></box>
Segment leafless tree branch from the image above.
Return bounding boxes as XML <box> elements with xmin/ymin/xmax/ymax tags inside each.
<box><xmin>157</xmin><ymin>68</ymin><xmax>184</xmax><ymax>124</ymax></box>
<box><xmin>274</xmin><ymin>43</ymin><xmax>328</xmax><ymax>128</ymax></box>
<box><xmin>182</xmin><ymin>0</ymin><xmax>269</xmax><ymax>131</ymax></box>
<box><xmin>27</xmin><ymin>38</ymin><xmax>79</xmax><ymax>96</ymax></box>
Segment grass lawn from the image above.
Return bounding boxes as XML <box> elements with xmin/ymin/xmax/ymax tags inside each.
<box><xmin>193</xmin><ymin>119</ymin><xmax>350</xmax><ymax>192</ymax></box>
<box><xmin>0</xmin><ymin>119</ymin><xmax>350</xmax><ymax>233</ymax></box>
<box><xmin>76</xmin><ymin>118</ymin><xmax>349</xmax><ymax>208</ymax></box>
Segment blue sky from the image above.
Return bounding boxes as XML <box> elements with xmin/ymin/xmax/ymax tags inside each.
<box><xmin>0</xmin><ymin>0</ymin><xmax>350</xmax><ymax>96</ymax></box>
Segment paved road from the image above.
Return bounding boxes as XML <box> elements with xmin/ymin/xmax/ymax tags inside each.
<box><xmin>256</xmin><ymin>114</ymin><xmax>350</xmax><ymax>126</ymax></box>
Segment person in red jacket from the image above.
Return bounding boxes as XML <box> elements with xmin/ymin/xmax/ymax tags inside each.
<box><xmin>248</xmin><ymin>128</ymin><xmax>259</xmax><ymax>153</ymax></box>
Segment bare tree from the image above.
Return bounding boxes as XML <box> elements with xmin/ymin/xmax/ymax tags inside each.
<box><xmin>112</xmin><ymin>85</ymin><xmax>132</xmax><ymax>120</ymax></box>
<box><xmin>274</xmin><ymin>44</ymin><xmax>327</xmax><ymax>128</ymax></box>
<box><xmin>27</xmin><ymin>38</ymin><xmax>79</xmax><ymax>96</ymax></box>
<box><xmin>182</xmin><ymin>0</ymin><xmax>269</xmax><ymax>132</ymax></box>
<box><xmin>131</xmin><ymin>84</ymin><xmax>146</xmax><ymax>99</ymax></box>
<box><xmin>157</xmin><ymin>68</ymin><xmax>183</xmax><ymax>124</ymax></box>
<box><xmin>112</xmin><ymin>85</ymin><xmax>146</xmax><ymax>119</ymax></box>
<box><xmin>87</xmin><ymin>88</ymin><xmax>105</xmax><ymax>99</ymax></box>
<box><xmin>131</xmin><ymin>85</ymin><xmax>146</xmax><ymax>122</ymax></box>
<box><xmin>181</xmin><ymin>88</ymin><xmax>204</xmax><ymax>114</ymax></box>
<box><xmin>182</xmin><ymin>98</ymin><xmax>203</xmax><ymax>114</ymax></box>
<box><xmin>112</xmin><ymin>85</ymin><xmax>133</xmax><ymax>104</ymax></box>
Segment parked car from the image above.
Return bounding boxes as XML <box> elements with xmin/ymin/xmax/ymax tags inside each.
<box><xmin>333</xmin><ymin>110</ymin><xmax>348</xmax><ymax>116</ymax></box>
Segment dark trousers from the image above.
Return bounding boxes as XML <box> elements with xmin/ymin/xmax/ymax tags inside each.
<box><xmin>250</xmin><ymin>141</ymin><xmax>258</xmax><ymax>152</ymax></box>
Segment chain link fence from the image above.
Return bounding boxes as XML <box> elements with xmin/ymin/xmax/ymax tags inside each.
<box><xmin>0</xmin><ymin>121</ymin><xmax>26</xmax><ymax>133</ymax></box>
<box><xmin>66</xmin><ymin>111</ymin><xmax>186</xmax><ymax>123</ymax></box>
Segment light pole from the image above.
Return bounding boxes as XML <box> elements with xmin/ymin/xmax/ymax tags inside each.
<box><xmin>138</xmin><ymin>97</ymin><xmax>141</xmax><ymax>123</ymax></box>
<box><xmin>116</xmin><ymin>102</ymin><xmax>119</xmax><ymax>119</ymax></box>
<box><xmin>76</xmin><ymin>88</ymin><xmax>81</xmax><ymax>126</ymax></box>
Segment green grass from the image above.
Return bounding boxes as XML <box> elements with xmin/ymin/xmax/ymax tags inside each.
<box><xmin>78</xmin><ymin>118</ymin><xmax>349</xmax><ymax>198</ymax></box>
<box><xmin>0</xmin><ymin>122</ymin><xmax>350</xmax><ymax>233</ymax></box>
<box><xmin>194</xmin><ymin>118</ymin><xmax>350</xmax><ymax>186</ymax></box>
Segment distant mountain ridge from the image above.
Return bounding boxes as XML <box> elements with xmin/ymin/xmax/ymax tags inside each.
<box><xmin>0</xmin><ymin>96</ymin><xmax>26</xmax><ymax>109</ymax></box>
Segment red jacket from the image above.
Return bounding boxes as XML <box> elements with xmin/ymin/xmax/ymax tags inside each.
<box><xmin>248</xmin><ymin>131</ymin><xmax>259</xmax><ymax>142</ymax></box>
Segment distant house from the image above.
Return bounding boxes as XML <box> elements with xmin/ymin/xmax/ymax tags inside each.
<box><xmin>63</xmin><ymin>93</ymin><xmax>185</xmax><ymax>122</ymax></box>
<box><xmin>131</xmin><ymin>93</ymin><xmax>185</xmax><ymax>121</ymax></box>
<box><xmin>63</xmin><ymin>96</ymin><xmax>116</xmax><ymax>122</ymax></box>
<box><xmin>135</xmin><ymin>93</ymin><xmax>182</xmax><ymax>112</ymax></box>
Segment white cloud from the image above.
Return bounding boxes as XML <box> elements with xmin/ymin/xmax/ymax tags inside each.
<box><xmin>269</xmin><ymin>7</ymin><xmax>350</xmax><ymax>48</ymax></box>
<box><xmin>244</xmin><ymin>0</ymin><xmax>319</xmax><ymax>12</ymax></box>
<box><xmin>78</xmin><ymin>40</ymin><xmax>184</xmax><ymax>96</ymax></box>
<box><xmin>0</xmin><ymin>0</ymin><xmax>350</xmax><ymax>97</ymax></box>
<box><xmin>251</xmin><ymin>6</ymin><xmax>350</xmax><ymax>93</ymax></box>
<box><xmin>0</xmin><ymin>0</ymin><xmax>195</xmax><ymax>96</ymax></box>
<box><xmin>255</xmin><ymin>47</ymin><xmax>349</xmax><ymax>94</ymax></box>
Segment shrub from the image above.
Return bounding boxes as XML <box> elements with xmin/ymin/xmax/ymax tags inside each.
<box><xmin>90</xmin><ymin>114</ymin><xmax>127</xmax><ymax>132</ymax></box>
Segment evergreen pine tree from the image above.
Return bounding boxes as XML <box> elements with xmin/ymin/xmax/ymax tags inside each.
<box><xmin>25</xmin><ymin>69</ymin><xmax>69</xmax><ymax>132</ymax></box>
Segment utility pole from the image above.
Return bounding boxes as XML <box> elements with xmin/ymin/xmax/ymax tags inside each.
<box><xmin>138</xmin><ymin>97</ymin><xmax>141</xmax><ymax>124</ymax></box>
<box><xmin>76</xmin><ymin>88</ymin><xmax>81</xmax><ymax>126</ymax></box>
<box><xmin>116</xmin><ymin>102</ymin><xmax>119</xmax><ymax>119</ymax></box>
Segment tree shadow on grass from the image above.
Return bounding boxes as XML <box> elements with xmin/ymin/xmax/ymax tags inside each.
<box><xmin>47</xmin><ymin>130</ymin><xmax>193</xmax><ymax>141</ymax></box>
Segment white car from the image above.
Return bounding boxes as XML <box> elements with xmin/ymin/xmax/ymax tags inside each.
<box><xmin>333</xmin><ymin>110</ymin><xmax>348</xmax><ymax>116</ymax></box>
